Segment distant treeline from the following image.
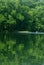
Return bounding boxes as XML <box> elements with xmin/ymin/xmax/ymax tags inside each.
<box><xmin>0</xmin><ymin>0</ymin><xmax>44</xmax><ymax>32</ymax></box>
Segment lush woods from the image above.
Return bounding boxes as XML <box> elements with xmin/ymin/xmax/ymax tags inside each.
<box><xmin>0</xmin><ymin>0</ymin><xmax>44</xmax><ymax>65</ymax></box>
<box><xmin>0</xmin><ymin>0</ymin><xmax>44</xmax><ymax>31</ymax></box>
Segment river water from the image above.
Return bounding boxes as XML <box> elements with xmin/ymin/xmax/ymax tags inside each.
<box><xmin>0</xmin><ymin>32</ymin><xmax>44</xmax><ymax>65</ymax></box>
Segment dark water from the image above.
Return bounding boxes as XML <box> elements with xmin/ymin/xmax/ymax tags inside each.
<box><xmin>0</xmin><ymin>32</ymin><xmax>44</xmax><ymax>65</ymax></box>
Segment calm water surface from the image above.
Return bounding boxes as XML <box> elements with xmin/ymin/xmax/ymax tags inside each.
<box><xmin>0</xmin><ymin>32</ymin><xmax>44</xmax><ymax>65</ymax></box>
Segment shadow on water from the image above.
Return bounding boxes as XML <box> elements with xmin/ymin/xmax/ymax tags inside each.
<box><xmin>0</xmin><ymin>32</ymin><xmax>44</xmax><ymax>65</ymax></box>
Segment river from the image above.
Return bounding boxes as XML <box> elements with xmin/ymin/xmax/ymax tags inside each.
<box><xmin>0</xmin><ymin>32</ymin><xmax>44</xmax><ymax>65</ymax></box>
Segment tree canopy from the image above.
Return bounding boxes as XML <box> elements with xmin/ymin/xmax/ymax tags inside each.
<box><xmin>0</xmin><ymin>0</ymin><xmax>44</xmax><ymax>31</ymax></box>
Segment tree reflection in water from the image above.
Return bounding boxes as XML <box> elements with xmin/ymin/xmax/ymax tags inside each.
<box><xmin>0</xmin><ymin>32</ymin><xmax>44</xmax><ymax>65</ymax></box>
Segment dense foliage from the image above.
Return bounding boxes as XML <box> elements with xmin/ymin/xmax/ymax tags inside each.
<box><xmin>0</xmin><ymin>0</ymin><xmax>44</xmax><ymax>31</ymax></box>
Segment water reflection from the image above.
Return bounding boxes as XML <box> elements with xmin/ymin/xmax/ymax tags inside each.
<box><xmin>0</xmin><ymin>32</ymin><xmax>44</xmax><ymax>65</ymax></box>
